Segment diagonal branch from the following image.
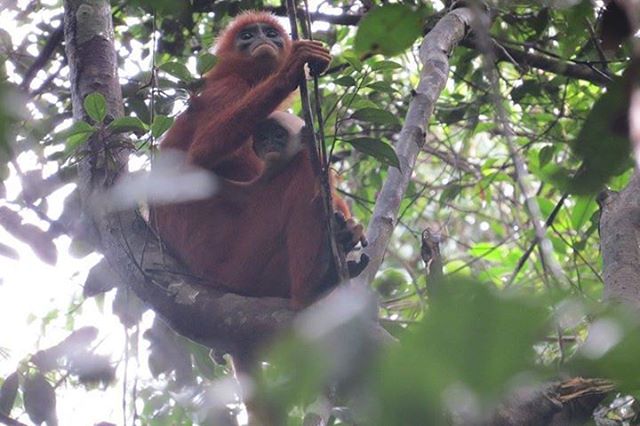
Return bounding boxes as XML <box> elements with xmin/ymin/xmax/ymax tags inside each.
<box><xmin>355</xmin><ymin>7</ymin><xmax>475</xmax><ymax>285</ymax></box>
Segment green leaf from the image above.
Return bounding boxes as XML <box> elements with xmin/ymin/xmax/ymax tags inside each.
<box><xmin>344</xmin><ymin>137</ymin><xmax>400</xmax><ymax>169</ymax></box>
<box><xmin>341</xmin><ymin>50</ymin><xmax>362</xmax><ymax>71</ymax></box>
<box><xmin>571</xmin><ymin>196</ymin><xmax>597</xmax><ymax>232</ymax></box>
<box><xmin>438</xmin><ymin>106</ymin><xmax>466</xmax><ymax>125</ymax></box>
<box><xmin>334</xmin><ymin>76</ymin><xmax>356</xmax><ymax>87</ymax></box>
<box><xmin>367</xmin><ymin>81</ymin><xmax>397</xmax><ymax>94</ymax></box>
<box><xmin>83</xmin><ymin>92</ymin><xmax>107</xmax><ymax>123</ymax></box>
<box><xmin>151</xmin><ymin>115</ymin><xmax>174</xmax><ymax>138</ymax></box>
<box><xmin>469</xmin><ymin>243</ymin><xmax>505</xmax><ymax>262</ymax></box>
<box><xmin>354</xmin><ymin>5</ymin><xmax>424</xmax><ymax>56</ymax></box>
<box><xmin>511</xmin><ymin>80</ymin><xmax>540</xmax><ymax>103</ymax></box>
<box><xmin>351</xmin><ymin>108</ymin><xmax>401</xmax><ymax>126</ymax></box>
<box><xmin>440</xmin><ymin>183</ymin><xmax>462</xmax><ymax>204</ymax></box>
<box><xmin>57</xmin><ymin>121</ymin><xmax>96</xmax><ymax>153</ymax></box>
<box><xmin>370</xmin><ymin>60</ymin><xmax>402</xmax><ymax>71</ymax></box>
<box><xmin>567</xmin><ymin>76</ymin><xmax>632</xmax><ymax>194</ymax></box>
<box><xmin>196</xmin><ymin>53</ymin><xmax>217</xmax><ymax>75</ymax></box>
<box><xmin>107</xmin><ymin>116</ymin><xmax>148</xmax><ymax>135</ymax></box>
<box><xmin>159</xmin><ymin>62</ymin><xmax>193</xmax><ymax>82</ymax></box>
<box><xmin>538</xmin><ymin>145</ymin><xmax>555</xmax><ymax>168</ymax></box>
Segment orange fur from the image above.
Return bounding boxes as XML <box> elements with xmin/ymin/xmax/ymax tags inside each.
<box><xmin>152</xmin><ymin>13</ymin><xmax>348</xmax><ymax>308</ymax></box>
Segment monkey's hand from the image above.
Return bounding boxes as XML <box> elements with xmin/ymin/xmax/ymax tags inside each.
<box><xmin>334</xmin><ymin>212</ymin><xmax>369</xmax><ymax>278</ymax></box>
<box><xmin>334</xmin><ymin>212</ymin><xmax>368</xmax><ymax>252</ymax></box>
<box><xmin>283</xmin><ymin>40</ymin><xmax>332</xmax><ymax>88</ymax></box>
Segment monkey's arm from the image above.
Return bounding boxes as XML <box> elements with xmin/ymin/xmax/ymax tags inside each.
<box><xmin>187</xmin><ymin>41</ymin><xmax>330</xmax><ymax>169</ymax></box>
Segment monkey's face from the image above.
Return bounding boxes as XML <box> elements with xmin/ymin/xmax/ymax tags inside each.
<box><xmin>253</xmin><ymin>118</ymin><xmax>292</xmax><ymax>161</ymax></box>
<box><xmin>253</xmin><ymin>112</ymin><xmax>305</xmax><ymax>166</ymax></box>
<box><xmin>235</xmin><ymin>23</ymin><xmax>285</xmax><ymax>62</ymax></box>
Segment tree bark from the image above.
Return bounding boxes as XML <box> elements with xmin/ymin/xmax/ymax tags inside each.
<box><xmin>356</xmin><ymin>7</ymin><xmax>474</xmax><ymax>286</ymax></box>
<box><xmin>599</xmin><ymin>172</ymin><xmax>640</xmax><ymax>310</ymax></box>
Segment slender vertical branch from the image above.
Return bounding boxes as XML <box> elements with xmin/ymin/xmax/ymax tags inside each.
<box><xmin>285</xmin><ymin>0</ymin><xmax>349</xmax><ymax>282</ymax></box>
<box><xmin>470</xmin><ymin>7</ymin><xmax>566</xmax><ymax>286</ymax></box>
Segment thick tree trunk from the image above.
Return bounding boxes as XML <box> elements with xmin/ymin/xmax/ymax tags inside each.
<box><xmin>599</xmin><ymin>172</ymin><xmax>640</xmax><ymax>310</ymax></box>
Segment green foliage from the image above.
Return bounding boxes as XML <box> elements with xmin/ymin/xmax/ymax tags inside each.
<box><xmin>58</xmin><ymin>121</ymin><xmax>96</xmax><ymax>154</ymax></box>
<box><xmin>351</xmin><ymin>107</ymin><xmax>401</xmax><ymax>127</ymax></box>
<box><xmin>83</xmin><ymin>92</ymin><xmax>107</xmax><ymax>124</ymax></box>
<box><xmin>107</xmin><ymin>116</ymin><xmax>148</xmax><ymax>135</ymax></box>
<box><xmin>570</xmin><ymin>308</ymin><xmax>640</xmax><ymax>391</ymax></box>
<box><xmin>159</xmin><ymin>61</ymin><xmax>194</xmax><ymax>82</ymax></box>
<box><xmin>375</xmin><ymin>281</ymin><xmax>549</xmax><ymax>425</ymax></box>
<box><xmin>561</xmin><ymin>77</ymin><xmax>632</xmax><ymax>194</ymax></box>
<box><xmin>2</xmin><ymin>0</ymin><xmax>640</xmax><ymax>423</ymax></box>
<box><xmin>151</xmin><ymin>115</ymin><xmax>174</xmax><ymax>138</ymax></box>
<box><xmin>354</xmin><ymin>4</ymin><xmax>425</xmax><ymax>56</ymax></box>
<box><xmin>197</xmin><ymin>53</ymin><xmax>218</xmax><ymax>75</ymax></box>
<box><xmin>344</xmin><ymin>137</ymin><xmax>400</xmax><ymax>169</ymax></box>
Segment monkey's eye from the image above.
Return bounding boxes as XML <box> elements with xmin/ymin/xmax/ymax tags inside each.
<box><xmin>239</xmin><ymin>31</ymin><xmax>253</xmax><ymax>40</ymax></box>
<box><xmin>265</xmin><ymin>28</ymin><xmax>279</xmax><ymax>38</ymax></box>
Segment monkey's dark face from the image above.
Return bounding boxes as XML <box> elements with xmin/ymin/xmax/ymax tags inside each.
<box><xmin>253</xmin><ymin>118</ymin><xmax>291</xmax><ymax>159</ymax></box>
<box><xmin>235</xmin><ymin>23</ymin><xmax>285</xmax><ymax>60</ymax></box>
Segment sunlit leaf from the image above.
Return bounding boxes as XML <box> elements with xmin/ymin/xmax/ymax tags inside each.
<box><xmin>571</xmin><ymin>195</ymin><xmax>597</xmax><ymax>231</ymax></box>
<box><xmin>566</xmin><ymin>76</ymin><xmax>632</xmax><ymax>194</ymax></box>
<box><xmin>151</xmin><ymin>115</ymin><xmax>174</xmax><ymax>138</ymax></box>
<box><xmin>334</xmin><ymin>76</ymin><xmax>356</xmax><ymax>87</ymax></box>
<box><xmin>159</xmin><ymin>62</ymin><xmax>194</xmax><ymax>82</ymax></box>
<box><xmin>341</xmin><ymin>50</ymin><xmax>362</xmax><ymax>71</ymax></box>
<box><xmin>354</xmin><ymin>4</ymin><xmax>424</xmax><ymax>56</ymax></box>
<box><xmin>538</xmin><ymin>145</ymin><xmax>555</xmax><ymax>168</ymax></box>
<box><xmin>367</xmin><ymin>81</ymin><xmax>396</xmax><ymax>94</ymax></box>
<box><xmin>83</xmin><ymin>92</ymin><xmax>107</xmax><ymax>123</ymax></box>
<box><xmin>370</xmin><ymin>60</ymin><xmax>403</xmax><ymax>71</ymax></box>
<box><xmin>107</xmin><ymin>116</ymin><xmax>148</xmax><ymax>135</ymax></box>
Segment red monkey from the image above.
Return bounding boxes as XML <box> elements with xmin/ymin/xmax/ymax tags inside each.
<box><xmin>152</xmin><ymin>12</ymin><xmax>365</xmax><ymax>308</ymax></box>
<box><xmin>159</xmin><ymin>12</ymin><xmax>330</xmax><ymax>180</ymax></box>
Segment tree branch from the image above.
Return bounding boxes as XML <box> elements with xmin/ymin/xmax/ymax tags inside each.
<box><xmin>469</xmin><ymin>38</ymin><xmax>613</xmax><ymax>86</ymax></box>
<box><xmin>486</xmin><ymin>377</ymin><xmax>612</xmax><ymax>425</ymax></box>
<box><xmin>302</xmin><ymin>9</ymin><xmax>612</xmax><ymax>86</ymax></box>
<box><xmin>356</xmin><ymin>8</ymin><xmax>475</xmax><ymax>285</ymax></box>
<box><xmin>19</xmin><ymin>24</ymin><xmax>64</xmax><ymax>92</ymax></box>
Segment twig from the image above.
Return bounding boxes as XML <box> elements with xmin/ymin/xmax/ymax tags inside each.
<box><xmin>470</xmin><ymin>7</ymin><xmax>566</xmax><ymax>287</ymax></box>
<box><xmin>19</xmin><ymin>24</ymin><xmax>64</xmax><ymax>91</ymax></box>
<box><xmin>507</xmin><ymin>193</ymin><xmax>569</xmax><ymax>286</ymax></box>
<box><xmin>285</xmin><ymin>0</ymin><xmax>349</xmax><ymax>282</ymax></box>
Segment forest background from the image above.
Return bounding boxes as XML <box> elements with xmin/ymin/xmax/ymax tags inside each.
<box><xmin>1</xmin><ymin>0</ymin><xmax>640</xmax><ymax>425</ymax></box>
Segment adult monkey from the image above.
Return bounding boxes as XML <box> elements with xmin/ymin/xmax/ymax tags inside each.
<box><xmin>152</xmin><ymin>12</ymin><xmax>366</xmax><ymax>308</ymax></box>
